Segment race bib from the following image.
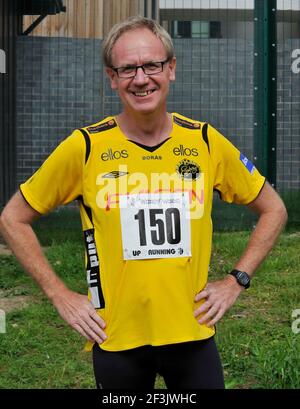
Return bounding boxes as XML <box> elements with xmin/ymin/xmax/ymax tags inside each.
<box><xmin>120</xmin><ymin>192</ymin><xmax>191</xmax><ymax>260</ymax></box>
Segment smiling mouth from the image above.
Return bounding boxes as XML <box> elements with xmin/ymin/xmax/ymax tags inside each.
<box><xmin>132</xmin><ymin>90</ymin><xmax>155</xmax><ymax>97</ymax></box>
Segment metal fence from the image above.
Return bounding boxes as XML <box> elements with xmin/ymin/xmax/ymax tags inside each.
<box><xmin>1</xmin><ymin>0</ymin><xmax>299</xmax><ymax>229</ymax></box>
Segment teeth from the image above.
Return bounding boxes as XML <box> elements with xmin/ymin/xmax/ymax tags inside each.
<box><xmin>134</xmin><ymin>91</ymin><xmax>152</xmax><ymax>97</ymax></box>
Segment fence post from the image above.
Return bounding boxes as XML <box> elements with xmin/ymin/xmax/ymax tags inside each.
<box><xmin>254</xmin><ymin>0</ymin><xmax>277</xmax><ymax>187</ymax></box>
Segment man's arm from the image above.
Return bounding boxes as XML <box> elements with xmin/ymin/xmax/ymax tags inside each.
<box><xmin>194</xmin><ymin>182</ymin><xmax>288</xmax><ymax>326</ymax></box>
<box><xmin>0</xmin><ymin>191</ymin><xmax>107</xmax><ymax>343</ymax></box>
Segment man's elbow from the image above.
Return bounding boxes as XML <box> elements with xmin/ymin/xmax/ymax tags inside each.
<box><xmin>1</xmin><ymin>196</ymin><xmax>24</xmax><ymax>233</ymax></box>
<box><xmin>0</xmin><ymin>191</ymin><xmax>40</xmax><ymax>230</ymax></box>
<box><xmin>0</xmin><ymin>204</ymin><xmax>15</xmax><ymax>234</ymax></box>
<box><xmin>276</xmin><ymin>200</ymin><xmax>288</xmax><ymax>229</ymax></box>
<box><xmin>281</xmin><ymin>203</ymin><xmax>288</xmax><ymax>226</ymax></box>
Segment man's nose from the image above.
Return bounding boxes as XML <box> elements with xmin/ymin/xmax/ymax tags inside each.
<box><xmin>133</xmin><ymin>66</ymin><xmax>149</xmax><ymax>84</ymax></box>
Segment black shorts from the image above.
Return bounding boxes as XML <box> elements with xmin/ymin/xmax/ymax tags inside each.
<box><xmin>92</xmin><ymin>337</ymin><xmax>224</xmax><ymax>389</ymax></box>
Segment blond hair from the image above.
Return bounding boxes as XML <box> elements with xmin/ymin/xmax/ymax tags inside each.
<box><xmin>102</xmin><ymin>16</ymin><xmax>174</xmax><ymax>67</ymax></box>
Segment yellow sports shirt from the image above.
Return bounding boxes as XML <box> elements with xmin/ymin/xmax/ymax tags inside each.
<box><xmin>20</xmin><ymin>113</ymin><xmax>265</xmax><ymax>351</ymax></box>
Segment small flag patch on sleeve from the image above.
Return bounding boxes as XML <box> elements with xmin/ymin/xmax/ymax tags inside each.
<box><xmin>239</xmin><ymin>153</ymin><xmax>255</xmax><ymax>174</ymax></box>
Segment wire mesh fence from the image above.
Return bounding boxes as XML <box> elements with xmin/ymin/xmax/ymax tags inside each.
<box><xmin>1</xmin><ymin>0</ymin><xmax>299</xmax><ymax>229</ymax></box>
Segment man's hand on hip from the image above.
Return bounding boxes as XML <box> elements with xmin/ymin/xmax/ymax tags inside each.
<box><xmin>194</xmin><ymin>275</ymin><xmax>243</xmax><ymax>327</ymax></box>
<box><xmin>52</xmin><ymin>289</ymin><xmax>107</xmax><ymax>344</ymax></box>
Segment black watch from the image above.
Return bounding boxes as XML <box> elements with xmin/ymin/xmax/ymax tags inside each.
<box><xmin>229</xmin><ymin>269</ymin><xmax>251</xmax><ymax>289</ymax></box>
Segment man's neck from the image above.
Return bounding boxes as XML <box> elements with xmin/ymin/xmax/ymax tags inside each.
<box><xmin>116</xmin><ymin>111</ymin><xmax>173</xmax><ymax>147</ymax></box>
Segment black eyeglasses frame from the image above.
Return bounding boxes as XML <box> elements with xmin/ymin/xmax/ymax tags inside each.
<box><xmin>111</xmin><ymin>59</ymin><xmax>170</xmax><ymax>78</ymax></box>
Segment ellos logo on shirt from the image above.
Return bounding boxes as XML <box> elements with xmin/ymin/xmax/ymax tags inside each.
<box><xmin>240</xmin><ymin>153</ymin><xmax>255</xmax><ymax>174</ymax></box>
<box><xmin>100</xmin><ymin>148</ymin><xmax>129</xmax><ymax>161</ymax></box>
<box><xmin>173</xmin><ymin>145</ymin><xmax>199</xmax><ymax>157</ymax></box>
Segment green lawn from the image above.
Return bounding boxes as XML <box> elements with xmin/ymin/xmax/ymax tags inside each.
<box><xmin>0</xmin><ymin>214</ymin><xmax>299</xmax><ymax>389</ymax></box>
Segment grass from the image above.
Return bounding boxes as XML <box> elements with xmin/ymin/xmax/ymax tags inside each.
<box><xmin>0</xmin><ymin>212</ymin><xmax>299</xmax><ymax>389</ymax></box>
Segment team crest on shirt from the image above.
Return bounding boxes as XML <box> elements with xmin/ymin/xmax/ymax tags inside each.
<box><xmin>176</xmin><ymin>159</ymin><xmax>201</xmax><ymax>180</ymax></box>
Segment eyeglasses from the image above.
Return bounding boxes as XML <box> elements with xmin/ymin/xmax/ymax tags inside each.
<box><xmin>111</xmin><ymin>60</ymin><xmax>169</xmax><ymax>78</ymax></box>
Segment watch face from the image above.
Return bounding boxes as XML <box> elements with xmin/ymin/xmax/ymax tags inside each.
<box><xmin>237</xmin><ymin>271</ymin><xmax>249</xmax><ymax>285</ymax></box>
<box><xmin>230</xmin><ymin>270</ymin><xmax>250</xmax><ymax>288</ymax></box>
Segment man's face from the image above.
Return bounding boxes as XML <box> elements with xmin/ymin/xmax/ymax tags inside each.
<box><xmin>106</xmin><ymin>28</ymin><xmax>176</xmax><ymax>116</ymax></box>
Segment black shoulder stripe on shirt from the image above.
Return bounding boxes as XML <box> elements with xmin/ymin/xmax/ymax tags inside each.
<box><xmin>173</xmin><ymin>115</ymin><xmax>201</xmax><ymax>130</ymax></box>
<box><xmin>78</xmin><ymin>129</ymin><xmax>91</xmax><ymax>164</ymax></box>
<box><xmin>87</xmin><ymin>119</ymin><xmax>117</xmax><ymax>134</ymax></box>
<box><xmin>201</xmin><ymin>123</ymin><xmax>210</xmax><ymax>153</ymax></box>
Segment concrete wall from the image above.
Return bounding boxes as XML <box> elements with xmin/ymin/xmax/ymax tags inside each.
<box><xmin>16</xmin><ymin>36</ymin><xmax>300</xmax><ymax>190</ymax></box>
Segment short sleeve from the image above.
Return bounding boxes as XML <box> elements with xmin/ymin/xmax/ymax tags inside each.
<box><xmin>20</xmin><ymin>129</ymin><xmax>85</xmax><ymax>214</ymax></box>
<box><xmin>209</xmin><ymin>124</ymin><xmax>266</xmax><ymax>204</ymax></box>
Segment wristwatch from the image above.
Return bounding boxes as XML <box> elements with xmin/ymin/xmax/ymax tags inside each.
<box><xmin>229</xmin><ymin>269</ymin><xmax>251</xmax><ymax>289</ymax></box>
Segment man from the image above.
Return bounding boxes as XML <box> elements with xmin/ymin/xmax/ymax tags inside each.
<box><xmin>0</xmin><ymin>16</ymin><xmax>287</xmax><ymax>389</ymax></box>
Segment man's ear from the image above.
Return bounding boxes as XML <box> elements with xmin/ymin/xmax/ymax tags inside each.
<box><xmin>105</xmin><ymin>67</ymin><xmax>118</xmax><ymax>90</ymax></box>
<box><xmin>168</xmin><ymin>57</ymin><xmax>176</xmax><ymax>82</ymax></box>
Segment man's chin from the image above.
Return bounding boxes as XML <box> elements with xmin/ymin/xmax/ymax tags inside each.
<box><xmin>127</xmin><ymin>103</ymin><xmax>160</xmax><ymax>116</ymax></box>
